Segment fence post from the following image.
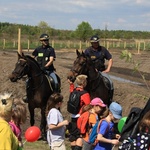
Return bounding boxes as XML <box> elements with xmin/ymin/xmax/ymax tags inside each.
<box><xmin>67</xmin><ymin>40</ymin><xmax>70</xmax><ymax>48</ymax></box>
<box><xmin>52</xmin><ymin>40</ymin><xmax>54</xmax><ymax>48</ymax></box>
<box><xmin>13</xmin><ymin>40</ymin><xmax>16</xmax><ymax>48</ymax></box>
<box><xmin>137</xmin><ymin>41</ymin><xmax>140</xmax><ymax>54</ymax></box>
<box><xmin>18</xmin><ymin>28</ymin><xmax>22</xmax><ymax>54</ymax></box>
<box><xmin>79</xmin><ymin>41</ymin><xmax>82</xmax><ymax>50</ymax></box>
<box><xmin>28</xmin><ymin>39</ymin><xmax>30</xmax><ymax>52</ymax></box>
<box><xmin>143</xmin><ymin>41</ymin><xmax>145</xmax><ymax>50</ymax></box>
<box><xmin>3</xmin><ymin>39</ymin><xmax>5</xmax><ymax>50</ymax></box>
<box><xmin>124</xmin><ymin>41</ymin><xmax>126</xmax><ymax>49</ymax></box>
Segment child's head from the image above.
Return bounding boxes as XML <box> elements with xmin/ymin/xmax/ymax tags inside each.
<box><xmin>81</xmin><ymin>104</ymin><xmax>93</xmax><ymax>114</ymax></box>
<box><xmin>76</xmin><ymin>75</ymin><xmax>87</xmax><ymax>87</ymax></box>
<box><xmin>11</xmin><ymin>99</ymin><xmax>27</xmax><ymax>125</ymax></box>
<box><xmin>46</xmin><ymin>93</ymin><xmax>63</xmax><ymax>115</ymax></box>
<box><xmin>139</xmin><ymin>110</ymin><xmax>150</xmax><ymax>133</ymax></box>
<box><xmin>90</xmin><ymin>97</ymin><xmax>106</xmax><ymax>114</ymax></box>
<box><xmin>109</xmin><ymin>102</ymin><xmax>122</xmax><ymax>121</ymax></box>
<box><xmin>0</xmin><ymin>93</ymin><xmax>13</xmax><ymax>122</ymax></box>
<box><xmin>99</xmin><ymin>106</ymin><xmax>109</xmax><ymax>119</ymax></box>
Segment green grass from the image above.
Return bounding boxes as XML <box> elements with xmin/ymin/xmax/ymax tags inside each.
<box><xmin>22</xmin><ymin>138</ymin><xmax>71</xmax><ymax>150</ymax></box>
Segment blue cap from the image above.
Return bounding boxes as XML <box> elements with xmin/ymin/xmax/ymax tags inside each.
<box><xmin>109</xmin><ymin>102</ymin><xmax>122</xmax><ymax>119</ymax></box>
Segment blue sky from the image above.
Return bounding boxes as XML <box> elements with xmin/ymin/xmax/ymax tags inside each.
<box><xmin>0</xmin><ymin>0</ymin><xmax>150</xmax><ymax>31</ymax></box>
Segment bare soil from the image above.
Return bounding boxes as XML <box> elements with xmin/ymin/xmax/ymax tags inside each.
<box><xmin>0</xmin><ymin>49</ymin><xmax>150</xmax><ymax>149</ymax></box>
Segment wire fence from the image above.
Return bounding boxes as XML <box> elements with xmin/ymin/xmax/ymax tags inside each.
<box><xmin>0</xmin><ymin>39</ymin><xmax>150</xmax><ymax>53</ymax></box>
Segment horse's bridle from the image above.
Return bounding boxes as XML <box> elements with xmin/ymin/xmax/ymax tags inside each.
<box><xmin>12</xmin><ymin>59</ymin><xmax>29</xmax><ymax>80</ymax></box>
<box><xmin>71</xmin><ymin>56</ymin><xmax>102</xmax><ymax>92</ymax></box>
<box><xmin>70</xmin><ymin>57</ymin><xmax>87</xmax><ymax>77</ymax></box>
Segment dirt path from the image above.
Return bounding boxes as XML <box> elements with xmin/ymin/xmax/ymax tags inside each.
<box><xmin>0</xmin><ymin>49</ymin><xmax>150</xmax><ymax>149</ymax></box>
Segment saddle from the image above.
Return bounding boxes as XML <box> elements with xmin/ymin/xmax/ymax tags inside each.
<box><xmin>99</xmin><ymin>72</ymin><xmax>114</xmax><ymax>103</ymax></box>
<box><xmin>45</xmin><ymin>73</ymin><xmax>61</xmax><ymax>93</ymax></box>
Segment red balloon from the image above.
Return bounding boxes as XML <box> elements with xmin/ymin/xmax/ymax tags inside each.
<box><xmin>25</xmin><ymin>126</ymin><xmax>41</xmax><ymax>142</ymax></box>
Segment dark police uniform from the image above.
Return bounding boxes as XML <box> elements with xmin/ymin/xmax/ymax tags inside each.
<box><xmin>32</xmin><ymin>45</ymin><xmax>56</xmax><ymax>72</ymax></box>
<box><xmin>84</xmin><ymin>46</ymin><xmax>112</xmax><ymax>72</ymax></box>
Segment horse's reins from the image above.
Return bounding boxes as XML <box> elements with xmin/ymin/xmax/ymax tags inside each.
<box><xmin>71</xmin><ymin>56</ymin><xmax>102</xmax><ymax>92</ymax></box>
<box><xmin>88</xmin><ymin>73</ymin><xmax>102</xmax><ymax>92</ymax></box>
<box><xmin>26</xmin><ymin>58</ymin><xmax>47</xmax><ymax>90</ymax></box>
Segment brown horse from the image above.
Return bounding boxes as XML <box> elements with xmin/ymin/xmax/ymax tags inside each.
<box><xmin>67</xmin><ymin>50</ymin><xmax>113</xmax><ymax>106</ymax></box>
<box><xmin>9</xmin><ymin>52</ymin><xmax>61</xmax><ymax>140</ymax></box>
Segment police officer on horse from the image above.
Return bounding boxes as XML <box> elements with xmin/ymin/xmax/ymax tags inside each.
<box><xmin>84</xmin><ymin>35</ymin><xmax>113</xmax><ymax>73</ymax></box>
<box><xmin>32</xmin><ymin>33</ymin><xmax>60</xmax><ymax>92</ymax></box>
<box><xmin>84</xmin><ymin>35</ymin><xmax>113</xmax><ymax>93</ymax></box>
<box><xmin>23</xmin><ymin>34</ymin><xmax>60</xmax><ymax>102</ymax></box>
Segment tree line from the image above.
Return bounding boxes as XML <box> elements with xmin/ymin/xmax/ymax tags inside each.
<box><xmin>0</xmin><ymin>21</ymin><xmax>150</xmax><ymax>42</ymax></box>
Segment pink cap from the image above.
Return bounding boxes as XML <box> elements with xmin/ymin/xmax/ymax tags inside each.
<box><xmin>90</xmin><ymin>97</ymin><xmax>106</xmax><ymax>107</ymax></box>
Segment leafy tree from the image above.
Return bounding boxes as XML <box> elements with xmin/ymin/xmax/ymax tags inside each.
<box><xmin>38</xmin><ymin>21</ymin><xmax>50</xmax><ymax>34</ymax></box>
<box><xmin>75</xmin><ymin>21</ymin><xmax>93</xmax><ymax>42</ymax></box>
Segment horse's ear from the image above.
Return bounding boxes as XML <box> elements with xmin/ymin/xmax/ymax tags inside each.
<box><xmin>22</xmin><ymin>52</ymin><xmax>25</xmax><ymax>57</ymax></box>
<box><xmin>17</xmin><ymin>52</ymin><xmax>26</xmax><ymax>60</ymax></box>
<box><xmin>81</xmin><ymin>51</ymin><xmax>84</xmax><ymax>55</ymax></box>
<box><xmin>76</xmin><ymin>49</ymin><xmax>80</xmax><ymax>57</ymax></box>
<box><xmin>17</xmin><ymin>52</ymin><xmax>22</xmax><ymax>59</ymax></box>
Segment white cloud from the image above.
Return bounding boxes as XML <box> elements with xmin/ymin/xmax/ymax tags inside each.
<box><xmin>117</xmin><ymin>18</ymin><xmax>127</xmax><ymax>23</ymax></box>
<box><xmin>0</xmin><ymin>0</ymin><xmax>150</xmax><ymax>31</ymax></box>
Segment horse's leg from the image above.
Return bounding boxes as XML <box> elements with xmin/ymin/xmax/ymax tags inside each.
<box><xmin>40</xmin><ymin>107</ymin><xmax>47</xmax><ymax>141</ymax></box>
<box><xmin>28</xmin><ymin>105</ymin><xmax>35</xmax><ymax>126</ymax></box>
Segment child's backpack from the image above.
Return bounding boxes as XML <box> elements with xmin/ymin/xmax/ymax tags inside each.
<box><xmin>120</xmin><ymin>98</ymin><xmax>150</xmax><ymax>142</ymax></box>
<box><xmin>67</xmin><ymin>89</ymin><xmax>86</xmax><ymax>114</ymax></box>
<box><xmin>89</xmin><ymin>118</ymin><xmax>109</xmax><ymax>145</ymax></box>
<box><xmin>118</xmin><ymin>132</ymin><xmax>150</xmax><ymax>150</ymax></box>
<box><xmin>77</xmin><ymin>111</ymin><xmax>90</xmax><ymax>134</ymax></box>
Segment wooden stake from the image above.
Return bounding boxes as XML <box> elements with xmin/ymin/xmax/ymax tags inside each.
<box><xmin>18</xmin><ymin>28</ymin><xmax>22</xmax><ymax>54</ymax></box>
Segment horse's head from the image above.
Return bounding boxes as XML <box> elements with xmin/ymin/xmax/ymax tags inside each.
<box><xmin>67</xmin><ymin>49</ymin><xmax>89</xmax><ymax>82</ymax></box>
<box><xmin>9</xmin><ymin>52</ymin><xmax>29</xmax><ymax>82</ymax></box>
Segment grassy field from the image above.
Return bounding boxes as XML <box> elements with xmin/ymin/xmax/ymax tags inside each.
<box><xmin>22</xmin><ymin>138</ymin><xmax>71</xmax><ymax>150</ymax></box>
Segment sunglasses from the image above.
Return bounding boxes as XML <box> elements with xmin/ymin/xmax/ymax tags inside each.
<box><xmin>41</xmin><ymin>39</ymin><xmax>49</xmax><ymax>42</ymax></box>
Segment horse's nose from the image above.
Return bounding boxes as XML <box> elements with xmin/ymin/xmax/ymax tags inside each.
<box><xmin>9</xmin><ymin>74</ymin><xmax>17</xmax><ymax>82</ymax></box>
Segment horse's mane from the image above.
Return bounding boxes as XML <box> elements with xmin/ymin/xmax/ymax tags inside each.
<box><xmin>77</xmin><ymin>51</ymin><xmax>94</xmax><ymax>66</ymax></box>
<box><xmin>25</xmin><ymin>55</ymin><xmax>41</xmax><ymax>69</ymax></box>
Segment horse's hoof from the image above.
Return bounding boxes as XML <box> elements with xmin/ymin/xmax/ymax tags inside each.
<box><xmin>42</xmin><ymin>136</ymin><xmax>47</xmax><ymax>141</ymax></box>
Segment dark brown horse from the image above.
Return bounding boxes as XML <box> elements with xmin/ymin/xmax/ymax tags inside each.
<box><xmin>9</xmin><ymin>52</ymin><xmax>61</xmax><ymax>140</ymax></box>
<box><xmin>67</xmin><ymin>50</ymin><xmax>113</xmax><ymax>106</ymax></box>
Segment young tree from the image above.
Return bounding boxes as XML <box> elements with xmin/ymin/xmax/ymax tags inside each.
<box><xmin>120</xmin><ymin>50</ymin><xmax>149</xmax><ymax>90</ymax></box>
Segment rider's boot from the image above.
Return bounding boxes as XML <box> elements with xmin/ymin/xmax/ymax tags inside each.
<box><xmin>22</xmin><ymin>78</ymin><xmax>29</xmax><ymax>103</ymax></box>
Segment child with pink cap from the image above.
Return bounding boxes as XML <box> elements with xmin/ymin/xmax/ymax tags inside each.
<box><xmin>82</xmin><ymin>97</ymin><xmax>109</xmax><ymax>150</ymax></box>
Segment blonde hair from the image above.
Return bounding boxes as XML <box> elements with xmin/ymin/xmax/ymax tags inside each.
<box><xmin>0</xmin><ymin>93</ymin><xmax>13</xmax><ymax>122</ymax></box>
<box><xmin>12</xmin><ymin>99</ymin><xmax>27</xmax><ymax>125</ymax></box>
<box><xmin>76</xmin><ymin>74</ymin><xmax>87</xmax><ymax>87</ymax></box>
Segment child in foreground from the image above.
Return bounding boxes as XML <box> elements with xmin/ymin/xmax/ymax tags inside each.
<box><xmin>68</xmin><ymin>74</ymin><xmax>91</xmax><ymax>150</ymax></box>
<box><xmin>94</xmin><ymin>102</ymin><xmax>122</xmax><ymax>150</ymax></box>
<box><xmin>82</xmin><ymin>97</ymin><xmax>108</xmax><ymax>150</ymax></box>
<box><xmin>9</xmin><ymin>98</ymin><xmax>27</xmax><ymax>147</ymax></box>
<box><xmin>0</xmin><ymin>93</ymin><xmax>19</xmax><ymax>150</ymax></box>
<box><xmin>46</xmin><ymin>93</ymin><xmax>69</xmax><ymax>150</ymax></box>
